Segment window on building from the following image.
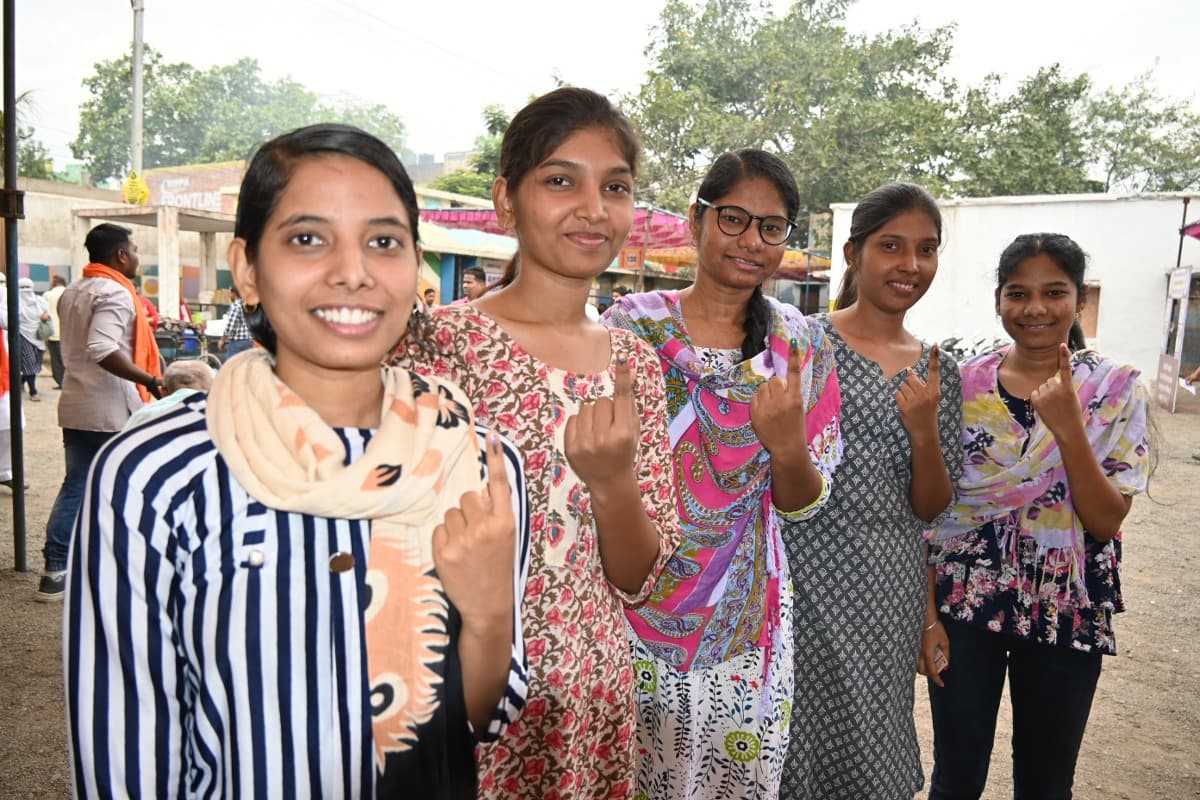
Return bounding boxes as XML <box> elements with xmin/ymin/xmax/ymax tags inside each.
<box><xmin>1080</xmin><ymin>283</ymin><xmax>1101</xmax><ymax>339</ymax></box>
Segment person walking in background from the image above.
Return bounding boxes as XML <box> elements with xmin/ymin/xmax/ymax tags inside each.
<box><xmin>1184</xmin><ymin>364</ymin><xmax>1200</xmax><ymax>463</ymax></box>
<box><xmin>925</xmin><ymin>233</ymin><xmax>1152</xmax><ymax>800</ymax></box>
<box><xmin>17</xmin><ymin>277</ymin><xmax>52</xmax><ymax>402</ymax></box>
<box><xmin>43</xmin><ymin>274</ymin><xmax>67</xmax><ymax>389</ymax></box>
<box><xmin>780</xmin><ymin>182</ymin><xmax>964</xmax><ymax>800</ymax></box>
<box><xmin>216</xmin><ymin>284</ymin><xmax>254</xmax><ymax>361</ymax></box>
<box><xmin>0</xmin><ymin>273</ymin><xmax>24</xmax><ymax>490</ymax></box>
<box><xmin>133</xmin><ymin>278</ymin><xmax>160</xmax><ymax>330</ymax></box>
<box><xmin>36</xmin><ymin>223</ymin><xmax>163</xmax><ymax>602</ymax></box>
<box><xmin>397</xmin><ymin>87</ymin><xmax>680</xmax><ymax>799</ymax></box>
<box><xmin>604</xmin><ymin>149</ymin><xmax>843</xmax><ymax>798</ymax></box>
<box><xmin>65</xmin><ymin>124</ymin><xmax>529</xmax><ymax>799</ymax></box>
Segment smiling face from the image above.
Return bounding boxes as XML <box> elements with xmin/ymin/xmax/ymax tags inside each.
<box><xmin>844</xmin><ymin>207</ymin><xmax>939</xmax><ymax>314</ymax></box>
<box><xmin>493</xmin><ymin>126</ymin><xmax>635</xmax><ymax>283</ymax></box>
<box><xmin>996</xmin><ymin>252</ymin><xmax>1083</xmax><ymax>350</ymax></box>
<box><xmin>693</xmin><ymin>175</ymin><xmax>789</xmax><ymax>291</ymax></box>
<box><xmin>228</xmin><ymin>153</ymin><xmax>420</xmax><ymax>391</ymax></box>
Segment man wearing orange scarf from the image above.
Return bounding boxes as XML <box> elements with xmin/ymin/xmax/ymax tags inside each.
<box><xmin>36</xmin><ymin>223</ymin><xmax>164</xmax><ymax>602</ymax></box>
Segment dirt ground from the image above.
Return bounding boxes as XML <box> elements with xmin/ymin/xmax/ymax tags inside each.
<box><xmin>2</xmin><ymin>371</ymin><xmax>1199</xmax><ymax>799</ymax></box>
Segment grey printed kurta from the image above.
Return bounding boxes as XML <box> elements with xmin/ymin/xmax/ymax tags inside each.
<box><xmin>780</xmin><ymin>315</ymin><xmax>964</xmax><ymax>800</ymax></box>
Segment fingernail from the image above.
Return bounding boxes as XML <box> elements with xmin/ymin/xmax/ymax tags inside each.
<box><xmin>790</xmin><ymin>337</ymin><xmax>798</xmax><ymax>352</ymax></box>
<box><xmin>617</xmin><ymin>355</ymin><xmax>627</xmax><ymax>366</ymax></box>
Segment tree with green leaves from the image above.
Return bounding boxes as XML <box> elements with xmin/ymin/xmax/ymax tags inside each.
<box><xmin>71</xmin><ymin>47</ymin><xmax>409</xmax><ymax>183</ymax></box>
<box><xmin>0</xmin><ymin>90</ymin><xmax>57</xmax><ymax>179</ymax></box>
<box><xmin>1086</xmin><ymin>70</ymin><xmax>1200</xmax><ymax>193</ymax></box>
<box><xmin>16</xmin><ymin>129</ymin><xmax>54</xmax><ymax>179</ymax></box>
<box><xmin>628</xmin><ymin>0</ymin><xmax>959</xmax><ymax>222</ymax></box>
<box><xmin>951</xmin><ymin>65</ymin><xmax>1099</xmax><ymax>197</ymax></box>
<box><xmin>630</xmin><ymin>0</ymin><xmax>1200</xmax><ymax>216</ymax></box>
<box><xmin>429</xmin><ymin>103</ymin><xmax>511</xmax><ymax>199</ymax></box>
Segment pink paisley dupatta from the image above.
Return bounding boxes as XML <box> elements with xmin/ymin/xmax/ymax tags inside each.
<box><xmin>604</xmin><ymin>290</ymin><xmax>841</xmax><ymax>678</ymax></box>
<box><xmin>931</xmin><ymin>347</ymin><xmax>1150</xmax><ymax>605</ymax></box>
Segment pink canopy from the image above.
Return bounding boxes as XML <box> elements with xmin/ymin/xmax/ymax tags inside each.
<box><xmin>419</xmin><ymin>206</ymin><xmax>693</xmax><ymax>250</ymax></box>
<box><xmin>1184</xmin><ymin>219</ymin><xmax>1200</xmax><ymax>241</ymax></box>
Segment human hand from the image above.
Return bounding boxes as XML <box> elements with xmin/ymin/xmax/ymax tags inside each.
<box><xmin>894</xmin><ymin>343</ymin><xmax>941</xmax><ymax>445</ymax></box>
<box><xmin>432</xmin><ymin>431</ymin><xmax>516</xmax><ymax>634</ymax></box>
<box><xmin>917</xmin><ymin>618</ymin><xmax>950</xmax><ymax>687</ymax></box>
<box><xmin>750</xmin><ymin>338</ymin><xmax>810</xmax><ymax>464</ymax></box>
<box><xmin>564</xmin><ymin>356</ymin><xmax>639</xmax><ymax>491</ymax></box>
<box><xmin>1030</xmin><ymin>344</ymin><xmax>1084</xmax><ymax>442</ymax></box>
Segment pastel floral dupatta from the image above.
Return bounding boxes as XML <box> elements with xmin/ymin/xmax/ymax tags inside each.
<box><xmin>207</xmin><ymin>349</ymin><xmax>482</xmax><ymax>770</ymax></box>
<box><xmin>930</xmin><ymin>347</ymin><xmax>1150</xmax><ymax>604</ymax></box>
<box><xmin>605</xmin><ymin>291</ymin><xmax>841</xmax><ymax>675</ymax></box>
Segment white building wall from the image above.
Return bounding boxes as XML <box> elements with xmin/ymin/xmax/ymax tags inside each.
<box><xmin>830</xmin><ymin>193</ymin><xmax>1200</xmax><ymax>380</ymax></box>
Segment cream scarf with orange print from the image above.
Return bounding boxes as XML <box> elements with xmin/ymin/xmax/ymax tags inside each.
<box><xmin>206</xmin><ymin>348</ymin><xmax>481</xmax><ymax>770</ymax></box>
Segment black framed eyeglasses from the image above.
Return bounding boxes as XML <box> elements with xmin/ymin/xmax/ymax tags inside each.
<box><xmin>697</xmin><ymin>197</ymin><xmax>796</xmax><ymax>246</ymax></box>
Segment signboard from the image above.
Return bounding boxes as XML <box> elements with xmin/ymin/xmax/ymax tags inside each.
<box><xmin>1169</xmin><ymin>267</ymin><xmax>1191</xmax><ymax>300</ymax></box>
<box><xmin>1155</xmin><ymin>353</ymin><xmax>1180</xmax><ymax>413</ymax></box>
<box><xmin>620</xmin><ymin>248</ymin><xmax>643</xmax><ymax>270</ymax></box>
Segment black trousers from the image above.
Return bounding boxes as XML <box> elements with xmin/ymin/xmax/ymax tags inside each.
<box><xmin>927</xmin><ymin>617</ymin><xmax>1102</xmax><ymax>800</ymax></box>
<box><xmin>47</xmin><ymin>339</ymin><xmax>64</xmax><ymax>387</ymax></box>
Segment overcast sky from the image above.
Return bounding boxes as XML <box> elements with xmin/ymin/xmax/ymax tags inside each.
<box><xmin>9</xmin><ymin>0</ymin><xmax>1199</xmax><ymax>167</ymax></box>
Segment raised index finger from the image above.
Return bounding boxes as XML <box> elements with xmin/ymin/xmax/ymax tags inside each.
<box><xmin>786</xmin><ymin>337</ymin><xmax>804</xmax><ymax>400</ymax></box>
<box><xmin>612</xmin><ymin>354</ymin><xmax>636</xmax><ymax>428</ymax></box>
<box><xmin>1058</xmin><ymin>343</ymin><xmax>1073</xmax><ymax>384</ymax></box>
<box><xmin>928</xmin><ymin>342</ymin><xmax>941</xmax><ymax>387</ymax></box>
<box><xmin>483</xmin><ymin>430</ymin><xmax>513</xmax><ymax>511</ymax></box>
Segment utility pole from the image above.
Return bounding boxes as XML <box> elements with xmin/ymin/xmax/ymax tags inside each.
<box><xmin>130</xmin><ymin>0</ymin><xmax>144</xmax><ymax>175</ymax></box>
<box><xmin>4</xmin><ymin>0</ymin><xmax>29</xmax><ymax>570</ymax></box>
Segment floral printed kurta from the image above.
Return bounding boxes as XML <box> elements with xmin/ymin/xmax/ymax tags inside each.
<box><xmin>929</xmin><ymin>347</ymin><xmax>1151</xmax><ymax>655</ymax></box>
<box><xmin>401</xmin><ymin>304</ymin><xmax>680</xmax><ymax>800</ymax></box>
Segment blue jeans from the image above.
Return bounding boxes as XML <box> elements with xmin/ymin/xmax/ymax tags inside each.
<box><xmin>43</xmin><ymin>428</ymin><xmax>116</xmax><ymax>571</ymax></box>
<box><xmin>222</xmin><ymin>338</ymin><xmax>253</xmax><ymax>362</ymax></box>
<box><xmin>927</xmin><ymin>617</ymin><xmax>1103</xmax><ymax>800</ymax></box>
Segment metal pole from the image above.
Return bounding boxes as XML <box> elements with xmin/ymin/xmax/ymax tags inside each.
<box><xmin>130</xmin><ymin>0</ymin><xmax>144</xmax><ymax>175</ymax></box>
<box><xmin>4</xmin><ymin>0</ymin><xmax>28</xmax><ymax>570</ymax></box>
<box><xmin>1177</xmin><ymin>196</ymin><xmax>1190</xmax><ymax>270</ymax></box>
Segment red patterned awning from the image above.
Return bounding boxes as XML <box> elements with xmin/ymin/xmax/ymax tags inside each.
<box><xmin>419</xmin><ymin>206</ymin><xmax>692</xmax><ymax>251</ymax></box>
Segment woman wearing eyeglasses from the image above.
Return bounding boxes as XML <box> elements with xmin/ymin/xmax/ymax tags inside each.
<box><xmin>778</xmin><ymin>182</ymin><xmax>964</xmax><ymax>800</ymax></box>
<box><xmin>604</xmin><ymin>149</ymin><xmax>842</xmax><ymax>799</ymax></box>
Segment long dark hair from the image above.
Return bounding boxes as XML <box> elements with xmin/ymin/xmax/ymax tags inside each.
<box><xmin>493</xmin><ymin>87</ymin><xmax>640</xmax><ymax>289</ymax></box>
<box><xmin>997</xmin><ymin>233</ymin><xmax>1089</xmax><ymax>351</ymax></box>
<box><xmin>695</xmin><ymin>149</ymin><xmax>800</xmax><ymax>360</ymax></box>
<box><xmin>835</xmin><ymin>182</ymin><xmax>943</xmax><ymax>309</ymax></box>
<box><xmin>234</xmin><ymin>123</ymin><xmax>420</xmax><ymax>354</ymax></box>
